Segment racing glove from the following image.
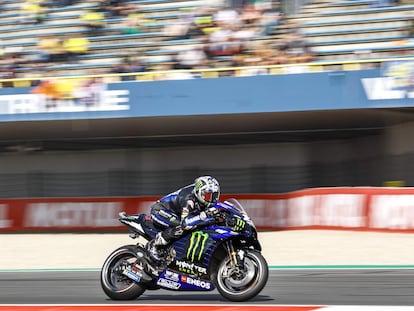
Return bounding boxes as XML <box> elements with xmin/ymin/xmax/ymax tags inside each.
<box><xmin>205</xmin><ymin>207</ymin><xmax>220</xmax><ymax>219</ymax></box>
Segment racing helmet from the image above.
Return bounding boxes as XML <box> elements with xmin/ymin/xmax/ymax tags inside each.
<box><xmin>193</xmin><ymin>176</ymin><xmax>220</xmax><ymax>208</ymax></box>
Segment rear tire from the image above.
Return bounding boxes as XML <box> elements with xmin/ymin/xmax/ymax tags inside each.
<box><xmin>100</xmin><ymin>245</ymin><xmax>147</xmax><ymax>300</ymax></box>
<box><xmin>215</xmin><ymin>250</ymin><xmax>269</xmax><ymax>302</ymax></box>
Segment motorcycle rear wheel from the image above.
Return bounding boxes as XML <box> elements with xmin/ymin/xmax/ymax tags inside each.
<box><xmin>100</xmin><ymin>245</ymin><xmax>147</xmax><ymax>300</ymax></box>
<box><xmin>216</xmin><ymin>249</ymin><xmax>269</xmax><ymax>302</ymax></box>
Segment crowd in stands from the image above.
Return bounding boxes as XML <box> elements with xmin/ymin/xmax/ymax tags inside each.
<box><xmin>0</xmin><ymin>0</ymin><xmax>412</xmax><ymax>91</ymax></box>
<box><xmin>0</xmin><ymin>0</ymin><xmax>412</xmax><ymax>106</ymax></box>
<box><xmin>31</xmin><ymin>72</ymin><xmax>106</xmax><ymax>109</ymax></box>
<box><xmin>0</xmin><ymin>0</ymin><xmax>318</xmax><ymax>83</ymax></box>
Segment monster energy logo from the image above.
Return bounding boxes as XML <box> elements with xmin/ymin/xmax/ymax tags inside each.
<box><xmin>234</xmin><ymin>218</ymin><xmax>245</xmax><ymax>232</ymax></box>
<box><xmin>187</xmin><ymin>231</ymin><xmax>208</xmax><ymax>261</ymax></box>
<box><xmin>195</xmin><ymin>180</ymin><xmax>203</xmax><ymax>190</ymax></box>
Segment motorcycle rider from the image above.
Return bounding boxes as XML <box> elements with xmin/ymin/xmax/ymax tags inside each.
<box><xmin>146</xmin><ymin>175</ymin><xmax>221</xmax><ymax>263</ymax></box>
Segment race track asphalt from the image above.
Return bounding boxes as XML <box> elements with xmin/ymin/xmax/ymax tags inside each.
<box><xmin>0</xmin><ymin>269</ymin><xmax>413</xmax><ymax>306</ymax></box>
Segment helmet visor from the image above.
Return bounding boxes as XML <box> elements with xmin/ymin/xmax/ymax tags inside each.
<box><xmin>203</xmin><ymin>191</ymin><xmax>219</xmax><ymax>204</ymax></box>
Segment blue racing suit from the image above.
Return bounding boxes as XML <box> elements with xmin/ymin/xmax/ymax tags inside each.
<box><xmin>150</xmin><ymin>184</ymin><xmax>214</xmax><ymax>242</ymax></box>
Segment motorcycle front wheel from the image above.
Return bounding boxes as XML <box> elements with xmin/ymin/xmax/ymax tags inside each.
<box><xmin>216</xmin><ymin>249</ymin><xmax>269</xmax><ymax>302</ymax></box>
<box><xmin>100</xmin><ymin>245</ymin><xmax>147</xmax><ymax>300</ymax></box>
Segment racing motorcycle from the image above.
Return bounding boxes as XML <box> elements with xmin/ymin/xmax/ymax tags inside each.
<box><xmin>100</xmin><ymin>198</ymin><xmax>269</xmax><ymax>302</ymax></box>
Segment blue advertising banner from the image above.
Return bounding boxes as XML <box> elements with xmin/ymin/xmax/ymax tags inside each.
<box><xmin>0</xmin><ymin>67</ymin><xmax>413</xmax><ymax>122</ymax></box>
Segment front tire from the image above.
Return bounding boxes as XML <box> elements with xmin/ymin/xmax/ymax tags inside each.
<box><xmin>216</xmin><ymin>250</ymin><xmax>269</xmax><ymax>302</ymax></box>
<box><xmin>100</xmin><ymin>245</ymin><xmax>147</xmax><ymax>300</ymax></box>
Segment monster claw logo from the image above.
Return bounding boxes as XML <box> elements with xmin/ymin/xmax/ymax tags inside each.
<box><xmin>187</xmin><ymin>231</ymin><xmax>208</xmax><ymax>262</ymax></box>
<box><xmin>234</xmin><ymin>218</ymin><xmax>245</xmax><ymax>232</ymax></box>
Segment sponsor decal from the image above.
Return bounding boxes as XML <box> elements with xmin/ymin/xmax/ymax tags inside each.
<box><xmin>176</xmin><ymin>260</ymin><xmax>207</xmax><ymax>275</ymax></box>
<box><xmin>181</xmin><ymin>276</ymin><xmax>211</xmax><ymax>290</ymax></box>
<box><xmin>164</xmin><ymin>270</ymin><xmax>180</xmax><ymax>282</ymax></box>
<box><xmin>370</xmin><ymin>195</ymin><xmax>414</xmax><ymax>229</ymax></box>
<box><xmin>157</xmin><ymin>278</ymin><xmax>181</xmax><ymax>290</ymax></box>
<box><xmin>23</xmin><ymin>202</ymin><xmax>121</xmax><ymax>227</ymax></box>
<box><xmin>233</xmin><ymin>218</ymin><xmax>245</xmax><ymax>231</ymax></box>
<box><xmin>361</xmin><ymin>77</ymin><xmax>414</xmax><ymax>100</ymax></box>
<box><xmin>361</xmin><ymin>61</ymin><xmax>414</xmax><ymax>100</ymax></box>
<box><xmin>0</xmin><ymin>90</ymin><xmax>130</xmax><ymax>114</ymax></box>
<box><xmin>187</xmin><ymin>230</ymin><xmax>208</xmax><ymax>261</ymax></box>
<box><xmin>186</xmin><ymin>215</ymin><xmax>200</xmax><ymax>223</ymax></box>
<box><xmin>122</xmin><ymin>270</ymin><xmax>141</xmax><ymax>283</ymax></box>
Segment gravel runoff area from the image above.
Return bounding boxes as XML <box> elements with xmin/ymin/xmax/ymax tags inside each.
<box><xmin>2</xmin><ymin>230</ymin><xmax>414</xmax><ymax>270</ymax></box>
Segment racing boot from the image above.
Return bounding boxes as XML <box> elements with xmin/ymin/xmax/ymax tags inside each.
<box><xmin>146</xmin><ymin>232</ymin><xmax>168</xmax><ymax>263</ymax></box>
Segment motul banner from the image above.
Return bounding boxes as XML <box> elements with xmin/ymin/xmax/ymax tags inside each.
<box><xmin>2</xmin><ymin>187</ymin><xmax>414</xmax><ymax>232</ymax></box>
<box><xmin>0</xmin><ymin>197</ymin><xmax>158</xmax><ymax>232</ymax></box>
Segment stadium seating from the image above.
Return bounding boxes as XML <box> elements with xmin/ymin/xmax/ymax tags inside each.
<box><xmin>296</xmin><ymin>0</ymin><xmax>414</xmax><ymax>60</ymax></box>
<box><xmin>0</xmin><ymin>0</ymin><xmax>413</xmax><ymax>78</ymax></box>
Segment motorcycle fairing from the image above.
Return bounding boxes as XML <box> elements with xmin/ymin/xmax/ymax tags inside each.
<box><xmin>166</xmin><ymin>225</ymin><xmax>239</xmax><ymax>278</ymax></box>
<box><xmin>156</xmin><ymin>269</ymin><xmax>214</xmax><ymax>291</ymax></box>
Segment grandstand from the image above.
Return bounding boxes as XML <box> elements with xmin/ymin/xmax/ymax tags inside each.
<box><xmin>0</xmin><ymin>1</ymin><xmax>414</xmax><ymax>197</ymax></box>
<box><xmin>0</xmin><ymin>0</ymin><xmax>413</xmax><ymax>79</ymax></box>
<box><xmin>297</xmin><ymin>0</ymin><xmax>414</xmax><ymax>60</ymax></box>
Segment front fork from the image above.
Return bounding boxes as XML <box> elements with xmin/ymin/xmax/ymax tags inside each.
<box><xmin>225</xmin><ymin>240</ymin><xmax>245</xmax><ymax>270</ymax></box>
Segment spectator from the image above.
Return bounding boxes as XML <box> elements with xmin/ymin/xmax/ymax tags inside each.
<box><xmin>31</xmin><ymin>77</ymin><xmax>60</xmax><ymax>109</ymax></box>
<box><xmin>213</xmin><ymin>6</ymin><xmax>241</xmax><ymax>28</ymax></box>
<box><xmin>119</xmin><ymin>5</ymin><xmax>150</xmax><ymax>35</ymax></box>
<box><xmin>260</xmin><ymin>7</ymin><xmax>283</xmax><ymax>36</ymax></box>
<box><xmin>284</xmin><ymin>31</ymin><xmax>314</xmax><ymax>63</ymax></box>
<box><xmin>174</xmin><ymin>46</ymin><xmax>209</xmax><ymax>70</ymax></box>
<box><xmin>101</xmin><ymin>0</ymin><xmax>131</xmax><ymax>18</ymax></box>
<box><xmin>3</xmin><ymin>51</ymin><xmax>26</xmax><ymax>77</ymax></box>
<box><xmin>162</xmin><ymin>21</ymin><xmax>191</xmax><ymax>40</ymax></box>
<box><xmin>239</xmin><ymin>3</ymin><xmax>262</xmax><ymax>26</ymax></box>
<box><xmin>192</xmin><ymin>7</ymin><xmax>218</xmax><ymax>37</ymax></box>
<box><xmin>266</xmin><ymin>44</ymin><xmax>288</xmax><ymax>65</ymax></box>
<box><xmin>127</xmin><ymin>57</ymin><xmax>148</xmax><ymax>73</ymax></box>
<box><xmin>20</xmin><ymin>0</ymin><xmax>47</xmax><ymax>24</ymax></box>
<box><xmin>36</xmin><ymin>35</ymin><xmax>64</xmax><ymax>63</ymax></box>
<box><xmin>62</xmin><ymin>34</ymin><xmax>90</xmax><ymax>62</ymax></box>
<box><xmin>232</xmin><ymin>23</ymin><xmax>259</xmax><ymax>42</ymax></box>
<box><xmin>277</xmin><ymin>20</ymin><xmax>314</xmax><ymax>63</ymax></box>
<box><xmin>80</xmin><ymin>6</ymin><xmax>107</xmax><ymax>35</ymax></box>
<box><xmin>53</xmin><ymin>77</ymin><xmax>80</xmax><ymax>107</ymax></box>
<box><xmin>110</xmin><ymin>56</ymin><xmax>147</xmax><ymax>80</ymax></box>
<box><xmin>207</xmin><ymin>24</ymin><xmax>242</xmax><ymax>58</ymax></box>
<box><xmin>76</xmin><ymin>75</ymin><xmax>107</xmax><ymax>107</ymax></box>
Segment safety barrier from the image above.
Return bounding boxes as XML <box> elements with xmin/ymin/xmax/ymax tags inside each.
<box><xmin>1</xmin><ymin>187</ymin><xmax>414</xmax><ymax>233</ymax></box>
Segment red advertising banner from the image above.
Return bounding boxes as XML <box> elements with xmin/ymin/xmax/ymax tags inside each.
<box><xmin>0</xmin><ymin>196</ymin><xmax>158</xmax><ymax>232</ymax></box>
<box><xmin>1</xmin><ymin>187</ymin><xmax>414</xmax><ymax>233</ymax></box>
